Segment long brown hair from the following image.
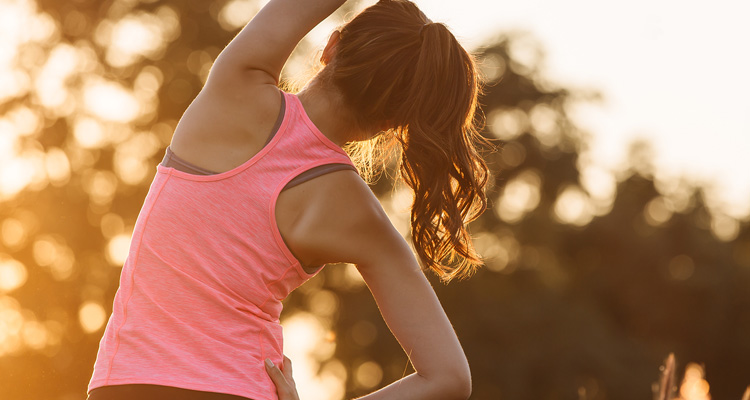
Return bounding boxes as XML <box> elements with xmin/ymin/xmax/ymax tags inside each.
<box><xmin>326</xmin><ymin>0</ymin><xmax>491</xmax><ymax>282</ymax></box>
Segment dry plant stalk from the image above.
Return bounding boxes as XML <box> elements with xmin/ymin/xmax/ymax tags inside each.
<box><xmin>656</xmin><ymin>353</ymin><xmax>677</xmax><ymax>400</ymax></box>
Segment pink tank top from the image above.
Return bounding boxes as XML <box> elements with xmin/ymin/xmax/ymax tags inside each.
<box><xmin>88</xmin><ymin>90</ymin><xmax>356</xmax><ymax>400</ymax></box>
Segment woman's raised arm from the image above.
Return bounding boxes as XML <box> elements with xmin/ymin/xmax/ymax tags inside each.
<box><xmin>282</xmin><ymin>170</ymin><xmax>473</xmax><ymax>399</ymax></box>
<box><xmin>211</xmin><ymin>0</ymin><xmax>347</xmax><ymax>84</ymax></box>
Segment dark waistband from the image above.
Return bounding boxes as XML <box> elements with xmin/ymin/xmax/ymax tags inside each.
<box><xmin>87</xmin><ymin>384</ymin><xmax>254</xmax><ymax>400</ymax></box>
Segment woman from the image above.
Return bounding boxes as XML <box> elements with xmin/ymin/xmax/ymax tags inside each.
<box><xmin>87</xmin><ymin>0</ymin><xmax>490</xmax><ymax>399</ymax></box>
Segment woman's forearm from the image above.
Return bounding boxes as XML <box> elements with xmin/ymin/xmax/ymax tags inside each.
<box><xmin>214</xmin><ymin>0</ymin><xmax>348</xmax><ymax>81</ymax></box>
<box><xmin>354</xmin><ymin>372</ymin><xmax>471</xmax><ymax>400</ymax></box>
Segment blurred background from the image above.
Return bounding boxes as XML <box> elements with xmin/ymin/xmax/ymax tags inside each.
<box><xmin>0</xmin><ymin>0</ymin><xmax>748</xmax><ymax>399</ymax></box>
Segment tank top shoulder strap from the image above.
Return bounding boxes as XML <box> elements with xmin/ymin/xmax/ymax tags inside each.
<box><xmin>160</xmin><ymin>88</ymin><xmax>357</xmax><ymax>186</ymax></box>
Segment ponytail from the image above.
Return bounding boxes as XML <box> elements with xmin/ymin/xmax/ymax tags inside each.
<box><xmin>329</xmin><ymin>0</ymin><xmax>492</xmax><ymax>282</ymax></box>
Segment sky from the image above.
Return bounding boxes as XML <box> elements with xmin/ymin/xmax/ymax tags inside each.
<box><xmin>407</xmin><ymin>0</ymin><xmax>750</xmax><ymax>218</ymax></box>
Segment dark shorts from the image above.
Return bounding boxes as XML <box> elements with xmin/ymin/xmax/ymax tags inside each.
<box><xmin>87</xmin><ymin>384</ymin><xmax>254</xmax><ymax>400</ymax></box>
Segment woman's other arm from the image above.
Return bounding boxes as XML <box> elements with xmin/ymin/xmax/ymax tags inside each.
<box><xmin>209</xmin><ymin>0</ymin><xmax>347</xmax><ymax>86</ymax></box>
<box><xmin>283</xmin><ymin>171</ymin><xmax>473</xmax><ymax>399</ymax></box>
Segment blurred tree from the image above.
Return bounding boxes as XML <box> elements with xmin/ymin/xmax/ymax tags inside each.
<box><xmin>312</xmin><ymin>34</ymin><xmax>750</xmax><ymax>400</ymax></box>
<box><xmin>0</xmin><ymin>1</ymin><xmax>748</xmax><ymax>400</ymax></box>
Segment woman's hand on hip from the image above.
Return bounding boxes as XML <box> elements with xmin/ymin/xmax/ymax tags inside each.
<box><xmin>265</xmin><ymin>356</ymin><xmax>300</xmax><ymax>400</ymax></box>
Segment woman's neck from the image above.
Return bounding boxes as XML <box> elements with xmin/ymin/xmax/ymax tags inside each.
<box><xmin>296</xmin><ymin>75</ymin><xmax>364</xmax><ymax>147</ymax></box>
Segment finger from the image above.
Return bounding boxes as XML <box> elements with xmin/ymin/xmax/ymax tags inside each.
<box><xmin>264</xmin><ymin>358</ymin><xmax>288</xmax><ymax>387</ymax></box>
<box><xmin>266</xmin><ymin>359</ymin><xmax>298</xmax><ymax>400</ymax></box>
<box><xmin>282</xmin><ymin>356</ymin><xmax>294</xmax><ymax>381</ymax></box>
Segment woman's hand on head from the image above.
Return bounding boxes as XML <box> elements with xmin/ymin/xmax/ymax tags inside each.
<box><xmin>265</xmin><ymin>356</ymin><xmax>300</xmax><ymax>400</ymax></box>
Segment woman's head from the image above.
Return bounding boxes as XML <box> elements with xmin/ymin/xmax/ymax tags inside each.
<box><xmin>321</xmin><ymin>0</ymin><xmax>492</xmax><ymax>282</ymax></box>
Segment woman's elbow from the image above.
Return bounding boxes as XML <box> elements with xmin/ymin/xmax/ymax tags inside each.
<box><xmin>455</xmin><ymin>373</ymin><xmax>473</xmax><ymax>399</ymax></box>
<box><xmin>438</xmin><ymin>365</ymin><xmax>472</xmax><ymax>399</ymax></box>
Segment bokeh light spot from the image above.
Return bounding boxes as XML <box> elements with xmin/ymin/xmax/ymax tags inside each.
<box><xmin>507</xmin><ymin>32</ymin><xmax>542</xmax><ymax>75</ymax></box>
<box><xmin>478</xmin><ymin>53</ymin><xmax>506</xmax><ymax>82</ymax></box>
<box><xmin>112</xmin><ymin>131</ymin><xmax>160</xmax><ymax>185</ymax></box>
<box><xmin>529</xmin><ymin>103</ymin><xmax>560</xmax><ymax>147</ymax></box>
<box><xmin>500</xmin><ymin>141</ymin><xmax>526</xmax><ymax>168</ymax></box>
<box><xmin>0</xmin><ymin>296</ymin><xmax>25</xmax><ymax>356</ymax></box>
<box><xmin>384</xmin><ymin>183</ymin><xmax>412</xmax><ymax>238</ymax></box>
<box><xmin>78</xmin><ymin>301</ymin><xmax>106</xmax><ymax>333</ymax></box>
<box><xmin>34</xmin><ymin>43</ymin><xmax>77</xmax><ymax>112</ymax></box>
<box><xmin>355</xmin><ymin>360</ymin><xmax>383</xmax><ymax>389</ymax></box>
<box><xmin>6</xmin><ymin>106</ymin><xmax>41</xmax><ymax>137</ymax></box>
<box><xmin>308</xmin><ymin>290</ymin><xmax>338</xmax><ymax>317</ymax></box>
<box><xmin>218</xmin><ymin>0</ymin><xmax>262</xmax><ymax>31</ymax></box>
<box><xmin>22</xmin><ymin>320</ymin><xmax>48</xmax><ymax>350</ymax></box>
<box><xmin>109</xmin><ymin>17</ymin><xmax>161</xmax><ymax>67</ymax></box>
<box><xmin>473</xmin><ymin>232</ymin><xmax>510</xmax><ymax>272</ymax></box>
<box><xmin>113</xmin><ymin>153</ymin><xmax>149</xmax><ymax>185</ymax></box>
<box><xmin>134</xmin><ymin>66</ymin><xmax>164</xmax><ymax>96</ymax></box>
<box><xmin>496</xmin><ymin>169</ymin><xmax>541</xmax><ymax>223</ymax></box>
<box><xmin>667</xmin><ymin>255</ymin><xmax>695</xmax><ymax>281</ymax></box>
<box><xmin>82</xmin><ymin>169</ymin><xmax>118</xmax><ymax>205</ymax></box>
<box><xmin>0</xmin><ymin>156</ymin><xmax>35</xmax><ymax>200</ymax></box>
<box><xmin>1</xmin><ymin>218</ymin><xmax>27</xmax><ymax>249</ymax></box>
<box><xmin>679</xmin><ymin>362</ymin><xmax>710</xmax><ymax>400</ymax></box>
<box><xmin>84</xmin><ymin>80</ymin><xmax>140</xmax><ymax>123</ymax></box>
<box><xmin>107</xmin><ymin>234</ymin><xmax>131</xmax><ymax>267</ymax></box>
<box><xmin>496</xmin><ymin>232</ymin><xmax>521</xmax><ymax>274</ymax></box>
<box><xmin>45</xmin><ymin>147</ymin><xmax>71</xmax><ymax>186</ymax></box>
<box><xmin>644</xmin><ymin>197</ymin><xmax>673</xmax><ymax>226</ymax></box>
<box><xmin>711</xmin><ymin>213</ymin><xmax>739</xmax><ymax>242</ymax></box>
<box><xmin>98</xmin><ymin>7</ymin><xmax>180</xmax><ymax>68</ymax></box>
<box><xmin>33</xmin><ymin>236</ymin><xmax>58</xmax><ymax>267</ymax></box>
<box><xmin>30</xmin><ymin>234</ymin><xmax>75</xmax><ymax>281</ymax></box>
<box><xmin>73</xmin><ymin>117</ymin><xmax>106</xmax><ymax>149</ymax></box>
<box><xmin>0</xmin><ymin>257</ymin><xmax>27</xmax><ymax>293</ymax></box>
<box><xmin>100</xmin><ymin>213</ymin><xmax>125</xmax><ymax>239</ymax></box>
<box><xmin>553</xmin><ymin>185</ymin><xmax>594</xmax><ymax>226</ymax></box>
<box><xmin>350</xmin><ymin>320</ymin><xmax>377</xmax><ymax>347</ymax></box>
<box><xmin>579</xmin><ymin>165</ymin><xmax>617</xmax><ymax>215</ymax></box>
<box><xmin>49</xmin><ymin>245</ymin><xmax>75</xmax><ymax>281</ymax></box>
<box><xmin>488</xmin><ymin>108</ymin><xmax>528</xmax><ymax>140</ymax></box>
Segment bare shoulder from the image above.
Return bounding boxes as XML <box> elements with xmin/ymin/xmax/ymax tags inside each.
<box><xmin>279</xmin><ymin>169</ymin><xmax>411</xmax><ymax>268</ymax></box>
<box><xmin>169</xmin><ymin>78</ymin><xmax>282</xmax><ymax>172</ymax></box>
<box><xmin>199</xmin><ymin>69</ymin><xmax>280</xmax><ymax>114</ymax></box>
